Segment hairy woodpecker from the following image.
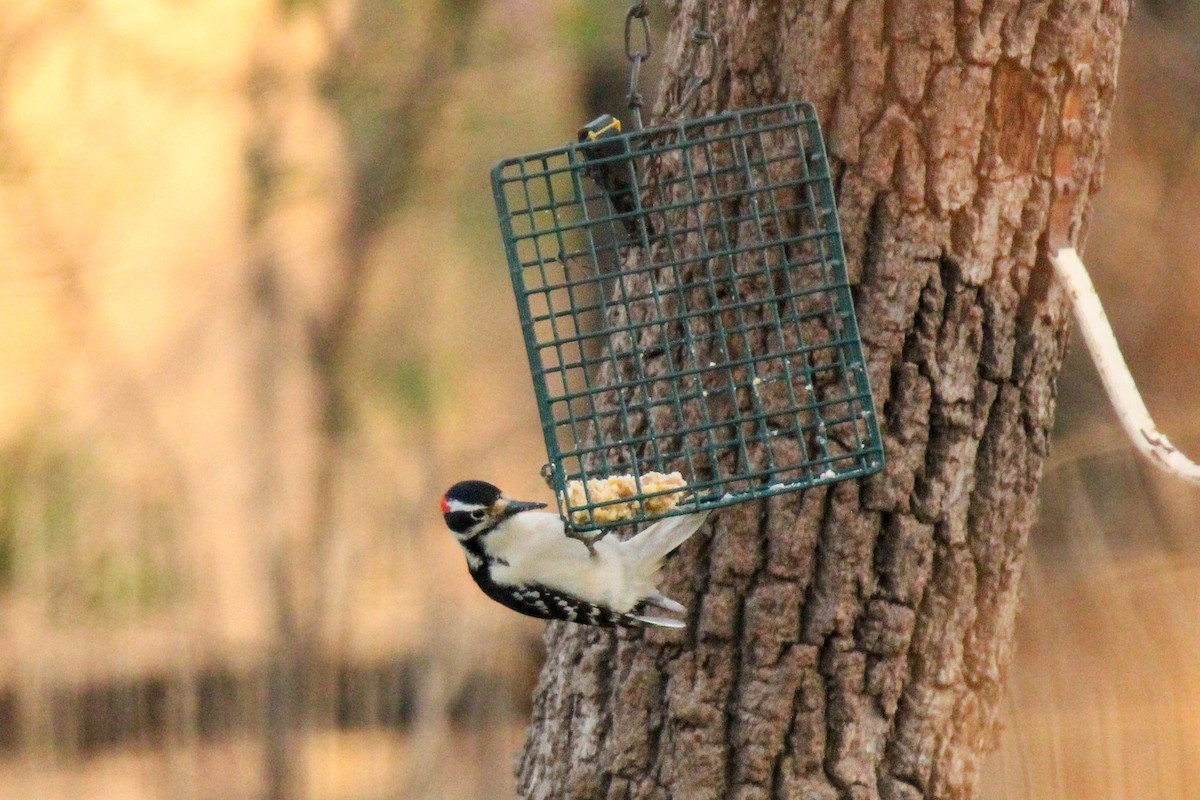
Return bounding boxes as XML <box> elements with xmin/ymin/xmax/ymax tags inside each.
<box><xmin>440</xmin><ymin>480</ymin><xmax>708</xmax><ymax>628</ymax></box>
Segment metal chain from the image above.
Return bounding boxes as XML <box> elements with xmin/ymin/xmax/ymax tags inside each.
<box><xmin>624</xmin><ymin>0</ymin><xmax>651</xmax><ymax>129</ymax></box>
<box><xmin>624</xmin><ymin>0</ymin><xmax>718</xmax><ymax>129</ymax></box>
<box><xmin>664</xmin><ymin>0</ymin><xmax>718</xmax><ymax>122</ymax></box>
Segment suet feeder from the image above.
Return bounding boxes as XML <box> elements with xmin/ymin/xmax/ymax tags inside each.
<box><xmin>492</xmin><ymin>102</ymin><xmax>884</xmax><ymax>531</ymax></box>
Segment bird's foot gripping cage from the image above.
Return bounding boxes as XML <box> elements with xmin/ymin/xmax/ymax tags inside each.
<box><xmin>493</xmin><ymin>102</ymin><xmax>884</xmax><ymax>531</ymax></box>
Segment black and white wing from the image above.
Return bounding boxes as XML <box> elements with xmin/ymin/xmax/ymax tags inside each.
<box><xmin>469</xmin><ymin>568</ymin><xmax>677</xmax><ymax>628</ymax></box>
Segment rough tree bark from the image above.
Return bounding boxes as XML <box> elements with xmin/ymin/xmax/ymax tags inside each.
<box><xmin>518</xmin><ymin>1</ymin><xmax>1130</xmax><ymax>799</ymax></box>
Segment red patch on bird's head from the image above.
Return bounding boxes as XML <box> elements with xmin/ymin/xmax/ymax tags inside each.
<box><xmin>439</xmin><ymin>496</ymin><xmax>451</xmax><ymax>515</ymax></box>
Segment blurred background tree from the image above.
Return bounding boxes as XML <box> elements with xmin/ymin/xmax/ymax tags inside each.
<box><xmin>0</xmin><ymin>1</ymin><xmax>1196</xmax><ymax>799</ymax></box>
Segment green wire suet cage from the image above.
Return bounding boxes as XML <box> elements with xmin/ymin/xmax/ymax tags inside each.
<box><xmin>492</xmin><ymin>102</ymin><xmax>884</xmax><ymax>531</ymax></box>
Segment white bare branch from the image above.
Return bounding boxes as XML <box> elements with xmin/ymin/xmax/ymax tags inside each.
<box><xmin>1052</xmin><ymin>247</ymin><xmax>1200</xmax><ymax>485</ymax></box>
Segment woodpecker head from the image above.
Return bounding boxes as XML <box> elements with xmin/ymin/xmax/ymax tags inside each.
<box><xmin>440</xmin><ymin>480</ymin><xmax>548</xmax><ymax>540</ymax></box>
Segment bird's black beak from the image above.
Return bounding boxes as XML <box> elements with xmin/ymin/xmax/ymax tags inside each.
<box><xmin>498</xmin><ymin>498</ymin><xmax>548</xmax><ymax>518</ymax></box>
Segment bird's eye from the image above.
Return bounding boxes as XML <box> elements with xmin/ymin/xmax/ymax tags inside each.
<box><xmin>470</xmin><ymin>510</ymin><xmax>486</xmax><ymax>521</ymax></box>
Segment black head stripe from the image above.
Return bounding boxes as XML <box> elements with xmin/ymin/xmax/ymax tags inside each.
<box><xmin>444</xmin><ymin>510</ymin><xmax>479</xmax><ymax>534</ymax></box>
<box><xmin>444</xmin><ymin>480</ymin><xmax>502</xmax><ymax>507</ymax></box>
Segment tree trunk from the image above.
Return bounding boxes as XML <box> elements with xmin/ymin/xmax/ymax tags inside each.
<box><xmin>518</xmin><ymin>1</ymin><xmax>1129</xmax><ymax>799</ymax></box>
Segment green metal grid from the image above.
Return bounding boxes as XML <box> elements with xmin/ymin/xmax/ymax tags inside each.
<box><xmin>492</xmin><ymin>102</ymin><xmax>884</xmax><ymax>531</ymax></box>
